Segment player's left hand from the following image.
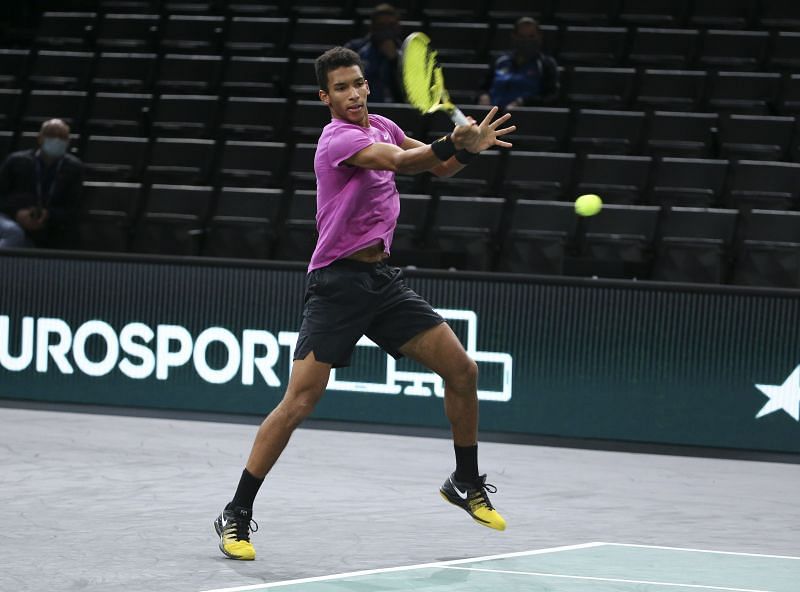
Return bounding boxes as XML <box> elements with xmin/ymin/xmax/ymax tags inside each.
<box><xmin>451</xmin><ymin>106</ymin><xmax>515</xmax><ymax>154</ymax></box>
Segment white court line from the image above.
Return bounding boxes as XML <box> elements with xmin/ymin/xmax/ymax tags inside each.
<box><xmin>600</xmin><ymin>543</ymin><xmax>800</xmax><ymax>561</ymax></box>
<box><xmin>199</xmin><ymin>542</ymin><xmax>605</xmax><ymax>592</ymax></box>
<box><xmin>439</xmin><ymin>566</ymin><xmax>775</xmax><ymax>592</ymax></box>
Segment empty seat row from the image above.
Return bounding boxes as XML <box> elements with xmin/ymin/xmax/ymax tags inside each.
<box><xmin>77</xmin><ymin>180</ymin><xmax>800</xmax><ymax>288</ymax></box>
<box><xmin>54</xmin><ymin>134</ymin><xmax>800</xmax><ymax>213</ymax></box>
<box><xmin>6</xmin><ymin>48</ymin><xmax>800</xmax><ymax>118</ymax></box>
<box><xmin>31</xmin><ymin>1</ymin><xmax>800</xmax><ymax>28</ymax></box>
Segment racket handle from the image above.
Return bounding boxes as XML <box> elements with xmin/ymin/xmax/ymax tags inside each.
<box><xmin>449</xmin><ymin>107</ymin><xmax>470</xmax><ymax>127</ymax></box>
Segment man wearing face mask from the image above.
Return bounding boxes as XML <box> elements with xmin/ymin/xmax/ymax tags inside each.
<box><xmin>0</xmin><ymin>118</ymin><xmax>83</xmax><ymax>249</ymax></box>
<box><xmin>344</xmin><ymin>3</ymin><xmax>403</xmax><ymax>103</ymax></box>
<box><xmin>478</xmin><ymin>16</ymin><xmax>560</xmax><ymax>110</ymax></box>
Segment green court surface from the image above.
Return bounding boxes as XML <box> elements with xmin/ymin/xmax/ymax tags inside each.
<box><xmin>200</xmin><ymin>543</ymin><xmax>800</xmax><ymax>592</ymax></box>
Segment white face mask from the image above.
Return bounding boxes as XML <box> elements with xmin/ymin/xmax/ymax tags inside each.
<box><xmin>41</xmin><ymin>137</ymin><xmax>68</xmax><ymax>158</ymax></box>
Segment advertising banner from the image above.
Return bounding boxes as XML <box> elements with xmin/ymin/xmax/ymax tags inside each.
<box><xmin>1</xmin><ymin>251</ymin><xmax>799</xmax><ymax>453</ymax></box>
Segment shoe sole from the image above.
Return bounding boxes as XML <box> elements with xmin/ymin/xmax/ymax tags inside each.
<box><xmin>214</xmin><ymin>516</ymin><xmax>255</xmax><ymax>561</ymax></box>
<box><xmin>439</xmin><ymin>490</ymin><xmax>497</xmax><ymax>528</ymax></box>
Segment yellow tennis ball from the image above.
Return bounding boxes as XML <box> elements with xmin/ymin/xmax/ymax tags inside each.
<box><xmin>575</xmin><ymin>193</ymin><xmax>603</xmax><ymax>216</ymax></box>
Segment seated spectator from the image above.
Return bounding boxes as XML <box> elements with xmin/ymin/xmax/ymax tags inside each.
<box><xmin>345</xmin><ymin>3</ymin><xmax>404</xmax><ymax>103</ymax></box>
<box><xmin>0</xmin><ymin>118</ymin><xmax>83</xmax><ymax>249</ymax></box>
<box><xmin>478</xmin><ymin>17</ymin><xmax>560</xmax><ymax>110</ymax></box>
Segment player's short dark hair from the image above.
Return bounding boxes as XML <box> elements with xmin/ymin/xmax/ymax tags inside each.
<box><xmin>315</xmin><ymin>47</ymin><xmax>365</xmax><ymax>92</ymax></box>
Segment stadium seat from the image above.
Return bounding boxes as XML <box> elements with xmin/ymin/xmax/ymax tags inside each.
<box><xmin>688</xmin><ymin>0</ymin><xmax>754</xmax><ymax>29</ymax></box>
<box><xmin>733</xmin><ymin>209</ymin><xmax>800</xmax><ymax>288</ymax></box>
<box><xmin>487</xmin><ymin>0</ymin><xmax>551</xmax><ymax>23</ymax></box>
<box><xmin>575</xmin><ymin>154</ymin><xmax>652</xmax><ymax>205</ymax></box>
<box><xmin>92</xmin><ymin>52</ymin><xmax>157</xmax><ymax>93</ymax></box>
<box><xmin>159</xmin><ymin>15</ymin><xmax>224</xmax><ymax>54</ymax></box>
<box><xmin>499</xmin><ymin>106</ymin><xmax>570</xmax><ymax>152</ymax></box>
<box><xmin>289</xmin><ymin>0</ymin><xmax>349</xmax><ymax>17</ymax></box>
<box><xmin>617</xmin><ymin>0</ymin><xmax>688</xmax><ymax>27</ymax></box>
<box><xmin>697</xmin><ymin>29</ymin><xmax>769</xmax><ymax>71</ymax></box>
<box><xmin>496</xmin><ymin>199</ymin><xmax>578</xmax><ymax>275</ymax></box>
<box><xmin>777</xmin><ymin>74</ymin><xmax>800</xmax><ymax>115</ymax></box>
<box><xmin>220</xmin><ymin>97</ymin><xmax>288</xmax><ymax>141</ymax></box>
<box><xmin>428</xmin><ymin>195</ymin><xmax>505</xmax><ymax>271</ymax></box>
<box><xmin>724</xmin><ymin>160</ymin><xmax>800</xmax><ymax>210</ymax></box>
<box><xmin>390</xmin><ymin>193</ymin><xmax>434</xmax><ymax>267</ymax></box>
<box><xmin>96</xmin><ymin>13</ymin><xmax>160</xmax><ymax>52</ymax></box>
<box><xmin>369</xmin><ymin>103</ymin><xmax>424</xmax><ymax>140</ymax></box>
<box><xmin>634</xmin><ymin>69</ymin><xmax>707</xmax><ymax>111</ymax></box>
<box><xmin>79</xmin><ymin>181</ymin><xmax>141</xmax><ymax>252</ymax></box>
<box><xmin>552</xmin><ymin>0</ymin><xmax>614</xmax><ymax>25</ymax></box>
<box><xmin>83</xmin><ymin>135</ymin><xmax>149</xmax><ymax>182</ymax></box>
<box><xmin>626</xmin><ymin>28</ymin><xmax>698</xmax><ymax>68</ymax></box>
<box><xmin>717</xmin><ymin>114</ymin><xmax>795</xmax><ymax>161</ymax></box>
<box><xmin>287</xmin><ymin>143</ymin><xmax>317</xmax><ymax>190</ymax></box>
<box><xmin>758</xmin><ymin>0</ymin><xmax>800</xmax><ymax>30</ymax></box>
<box><xmin>647</xmin><ymin>157</ymin><xmax>729</xmax><ymax>208</ymax></box>
<box><xmin>35</xmin><ymin>11</ymin><xmax>97</xmax><ymax>50</ymax></box>
<box><xmin>564</xmin><ymin>66</ymin><xmax>636</xmax><ymax>109</ymax></box>
<box><xmin>568</xmin><ymin>109</ymin><xmax>645</xmax><ymax>155</ymax></box>
<box><xmin>226</xmin><ymin>0</ymin><xmax>283</xmax><ymax>15</ymax></box>
<box><xmin>705</xmin><ymin>71</ymin><xmax>781</xmax><ymax>115</ymax></box>
<box><xmin>86</xmin><ymin>92</ymin><xmax>153</xmax><ymax>136</ymax></box>
<box><xmin>145</xmin><ymin>137</ymin><xmax>215</xmax><ymax>185</ymax></box>
<box><xmin>291</xmin><ymin>100</ymin><xmax>334</xmax><ymax>143</ymax></box>
<box><xmin>437</xmin><ymin>63</ymin><xmax>489</xmax><ymax>105</ymax></box>
<box><xmin>20</xmin><ymin>90</ymin><xmax>87</xmax><ymax>132</ymax></box>
<box><xmin>217</xmin><ymin>140</ymin><xmax>288</xmax><ymax>188</ymax></box>
<box><xmin>503</xmin><ymin>151</ymin><xmax>577</xmax><ymax>202</ymax></box>
<box><xmin>222</xmin><ymin>56</ymin><xmax>289</xmax><ymax>97</ymax></box>
<box><xmin>0</xmin><ymin>89</ymin><xmax>22</xmax><ymax>130</ymax></box>
<box><xmin>652</xmin><ymin>207</ymin><xmax>738</xmax><ymax>284</ymax></box>
<box><xmin>28</xmin><ymin>50</ymin><xmax>93</xmax><ymax>90</ymax></box>
<box><xmin>151</xmin><ymin>94</ymin><xmax>219</xmax><ymax>138</ymax></box>
<box><xmin>427</xmin><ymin>22</ymin><xmax>490</xmax><ymax>63</ymax></box>
<box><xmin>86</xmin><ymin>92</ymin><xmax>152</xmax><ymax>136</ymax></box>
<box><xmin>289</xmin><ymin>58</ymin><xmax>321</xmax><ymax>97</ymax></box>
<box><xmin>766</xmin><ymin>32</ymin><xmax>800</xmax><ymax>72</ymax></box>
<box><xmin>130</xmin><ymin>183</ymin><xmax>214</xmax><ymax>255</ymax></box>
<box><xmin>429</xmin><ymin>151</ymin><xmax>502</xmax><ymax>197</ymax></box>
<box><xmin>155</xmin><ymin>54</ymin><xmax>222</xmax><ymax>94</ymax></box>
<box><xmin>558</xmin><ymin>26</ymin><xmax>626</xmax><ymax>66</ymax></box>
<box><xmin>0</xmin><ymin>50</ymin><xmax>30</xmax><ymax>89</ymax></box>
<box><xmin>0</xmin><ymin>131</ymin><xmax>14</xmax><ymax>160</ymax></box>
<box><xmin>643</xmin><ymin>111</ymin><xmax>718</xmax><ymax>159</ymax></box>
<box><xmin>202</xmin><ymin>187</ymin><xmax>284</xmax><ymax>260</ymax></box>
<box><xmin>224</xmin><ymin>17</ymin><xmax>290</xmax><ymax>55</ymax></box>
<box><xmin>288</xmin><ymin>19</ymin><xmax>358</xmax><ymax>59</ymax></box>
<box><xmin>272</xmin><ymin>189</ymin><xmax>318</xmax><ymax>262</ymax></box>
<box><xmin>571</xmin><ymin>203</ymin><xmax>660</xmax><ymax>279</ymax></box>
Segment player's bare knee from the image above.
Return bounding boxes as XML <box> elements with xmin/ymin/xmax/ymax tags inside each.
<box><xmin>445</xmin><ymin>357</ymin><xmax>478</xmax><ymax>396</ymax></box>
<box><xmin>281</xmin><ymin>387</ymin><xmax>324</xmax><ymax>427</ymax></box>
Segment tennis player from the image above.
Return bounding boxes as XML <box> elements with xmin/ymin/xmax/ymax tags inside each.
<box><xmin>215</xmin><ymin>46</ymin><xmax>515</xmax><ymax>560</ymax></box>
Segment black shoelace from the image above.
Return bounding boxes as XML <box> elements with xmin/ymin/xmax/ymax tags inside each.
<box><xmin>230</xmin><ymin>515</ymin><xmax>259</xmax><ymax>542</ymax></box>
<box><xmin>470</xmin><ymin>476</ymin><xmax>497</xmax><ymax>510</ymax></box>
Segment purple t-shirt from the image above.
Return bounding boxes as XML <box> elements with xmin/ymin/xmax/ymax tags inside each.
<box><xmin>308</xmin><ymin>113</ymin><xmax>406</xmax><ymax>272</ymax></box>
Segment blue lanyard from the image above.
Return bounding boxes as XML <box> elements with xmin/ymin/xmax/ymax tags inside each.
<box><xmin>34</xmin><ymin>152</ymin><xmax>64</xmax><ymax>205</ymax></box>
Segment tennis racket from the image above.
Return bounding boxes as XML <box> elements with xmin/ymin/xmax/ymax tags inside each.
<box><xmin>400</xmin><ymin>31</ymin><xmax>470</xmax><ymax>127</ymax></box>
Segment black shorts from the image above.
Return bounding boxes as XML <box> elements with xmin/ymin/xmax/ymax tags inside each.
<box><xmin>294</xmin><ymin>259</ymin><xmax>445</xmax><ymax>368</ymax></box>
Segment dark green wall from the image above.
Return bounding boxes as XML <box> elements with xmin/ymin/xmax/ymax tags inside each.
<box><xmin>1</xmin><ymin>251</ymin><xmax>798</xmax><ymax>453</ymax></box>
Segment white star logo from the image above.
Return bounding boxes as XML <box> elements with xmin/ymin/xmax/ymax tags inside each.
<box><xmin>754</xmin><ymin>365</ymin><xmax>800</xmax><ymax>422</ymax></box>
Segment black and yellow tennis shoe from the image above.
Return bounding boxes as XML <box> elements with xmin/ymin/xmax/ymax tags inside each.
<box><xmin>214</xmin><ymin>505</ymin><xmax>258</xmax><ymax>560</ymax></box>
<box><xmin>440</xmin><ymin>472</ymin><xmax>506</xmax><ymax>531</ymax></box>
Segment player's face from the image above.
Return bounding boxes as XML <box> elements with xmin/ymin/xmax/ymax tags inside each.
<box><xmin>320</xmin><ymin>65</ymin><xmax>370</xmax><ymax>126</ymax></box>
